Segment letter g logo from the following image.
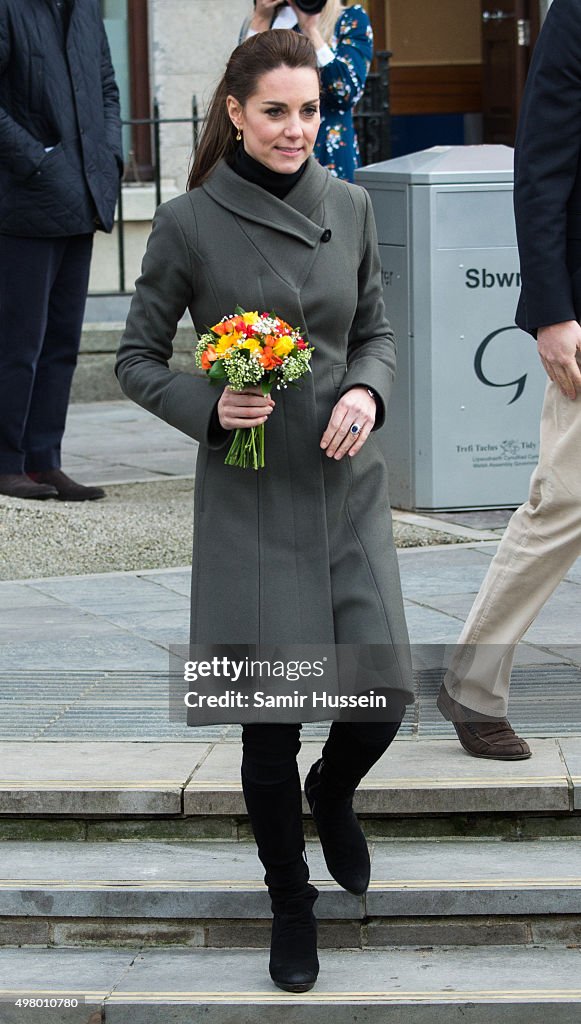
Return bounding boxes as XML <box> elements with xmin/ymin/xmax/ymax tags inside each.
<box><xmin>474</xmin><ymin>326</ymin><xmax>527</xmax><ymax>405</ymax></box>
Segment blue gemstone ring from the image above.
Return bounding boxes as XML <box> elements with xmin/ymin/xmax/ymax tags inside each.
<box><xmin>350</xmin><ymin>423</ymin><xmax>361</xmax><ymax>435</ymax></box>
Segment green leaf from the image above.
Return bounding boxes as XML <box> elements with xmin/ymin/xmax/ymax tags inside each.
<box><xmin>234</xmin><ymin>305</ymin><xmax>247</xmax><ymax>316</ymax></box>
<box><xmin>208</xmin><ymin>360</ymin><xmax>227</xmax><ymax>380</ymax></box>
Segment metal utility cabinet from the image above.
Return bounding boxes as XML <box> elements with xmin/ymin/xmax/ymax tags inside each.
<box><xmin>356</xmin><ymin>145</ymin><xmax>546</xmax><ymax>511</ymax></box>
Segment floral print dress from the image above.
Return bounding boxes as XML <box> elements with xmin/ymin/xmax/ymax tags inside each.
<box><xmin>315</xmin><ymin>5</ymin><xmax>373</xmax><ymax>182</ymax></box>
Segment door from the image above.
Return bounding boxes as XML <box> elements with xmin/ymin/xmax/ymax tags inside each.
<box><xmin>481</xmin><ymin>0</ymin><xmax>539</xmax><ymax>144</ymax></box>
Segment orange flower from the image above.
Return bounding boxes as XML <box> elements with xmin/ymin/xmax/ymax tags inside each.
<box><xmin>212</xmin><ymin>317</ymin><xmax>238</xmax><ymax>335</ymax></box>
<box><xmin>201</xmin><ymin>344</ymin><xmax>218</xmax><ymax>370</ymax></box>
<box><xmin>260</xmin><ymin>347</ymin><xmax>283</xmax><ymax>370</ymax></box>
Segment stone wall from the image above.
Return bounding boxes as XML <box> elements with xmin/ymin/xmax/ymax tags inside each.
<box><xmin>148</xmin><ymin>0</ymin><xmax>250</xmax><ymax>189</ymax></box>
<box><xmin>91</xmin><ymin>1</ymin><xmax>250</xmax><ymax>293</ymax></box>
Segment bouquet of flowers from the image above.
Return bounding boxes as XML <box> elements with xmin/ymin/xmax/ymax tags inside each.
<box><xmin>195</xmin><ymin>307</ymin><xmax>314</xmax><ymax>469</ymax></box>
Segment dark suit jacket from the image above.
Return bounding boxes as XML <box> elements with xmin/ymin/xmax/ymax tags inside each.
<box><xmin>515</xmin><ymin>0</ymin><xmax>581</xmax><ymax>334</ymax></box>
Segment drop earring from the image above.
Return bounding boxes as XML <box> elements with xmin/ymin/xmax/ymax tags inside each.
<box><xmin>236</xmin><ymin>127</ymin><xmax>242</xmax><ymax>142</ymax></box>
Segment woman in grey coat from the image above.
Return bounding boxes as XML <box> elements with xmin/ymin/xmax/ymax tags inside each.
<box><xmin>116</xmin><ymin>30</ymin><xmax>413</xmax><ymax>993</ymax></box>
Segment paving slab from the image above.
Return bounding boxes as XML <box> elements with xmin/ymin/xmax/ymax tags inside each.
<box><xmin>0</xmin><ymin>742</ymin><xmax>211</xmax><ymax>816</ymax></box>
<box><xmin>397</xmin><ymin>547</ymin><xmax>495</xmax><ymax>600</ymax></box>
<box><xmin>26</xmin><ymin>573</ymin><xmax>189</xmax><ymax>615</ymax></box>
<box><xmin>105</xmin><ymin>945</ymin><xmax>581</xmax><ymax>1022</ymax></box>
<box><xmin>2</xmin><ymin>839</ymin><xmax>581</xmax><ymax>922</ymax></box>
<box><xmin>402</xmin><ymin>602</ymin><xmax>464</xmax><ymax>644</ymax></box>
<box><xmin>559</xmin><ymin>739</ymin><xmax>581</xmax><ymax>811</ymax></box>
<box><xmin>563</xmin><ymin>558</ymin><xmax>581</xmax><ymax>586</ymax></box>
<box><xmin>0</xmin><ymin>841</ymin><xmax>358</xmax><ymax>920</ymax></box>
<box><xmin>142</xmin><ymin>571</ymin><xmax>191</xmax><ymax>598</ymax></box>
<box><xmin>1</xmin><ymin>945</ymin><xmax>580</xmax><ymax>1024</ymax></box>
<box><xmin>0</xmin><ymin>948</ymin><xmax>134</xmax><ymax>1024</ymax></box>
<box><xmin>367</xmin><ymin>838</ymin><xmax>581</xmax><ymax>916</ymax></box>
<box><xmin>62</xmin><ymin>401</ymin><xmax>197</xmax><ymax>485</ymax></box>
<box><xmin>184</xmin><ymin>738</ymin><xmax>570</xmax><ymax>816</ymax></box>
<box><xmin>0</xmin><ymin>605</ymin><xmax>136</xmax><ymax>642</ymax></box>
<box><xmin>0</xmin><ymin>633</ymin><xmax>169</xmax><ymax>673</ymax></box>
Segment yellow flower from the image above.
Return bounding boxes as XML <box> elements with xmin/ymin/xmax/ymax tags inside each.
<box><xmin>242</xmin><ymin>311</ymin><xmax>260</xmax><ymax>326</ymax></box>
<box><xmin>214</xmin><ymin>335</ymin><xmax>236</xmax><ymax>356</ymax></box>
<box><xmin>273</xmin><ymin>336</ymin><xmax>294</xmax><ymax>358</ymax></box>
<box><xmin>241</xmin><ymin>337</ymin><xmax>261</xmax><ymax>353</ymax></box>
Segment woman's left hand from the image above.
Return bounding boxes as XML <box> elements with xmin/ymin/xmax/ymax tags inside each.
<box><xmin>320</xmin><ymin>386</ymin><xmax>376</xmax><ymax>459</ymax></box>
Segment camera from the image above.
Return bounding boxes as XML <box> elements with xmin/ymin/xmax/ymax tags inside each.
<box><xmin>279</xmin><ymin>0</ymin><xmax>329</xmax><ymax>12</ymax></box>
<box><xmin>285</xmin><ymin>0</ymin><xmax>328</xmax><ymax>11</ymax></box>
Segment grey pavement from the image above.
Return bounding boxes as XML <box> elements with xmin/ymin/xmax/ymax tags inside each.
<box><xmin>61</xmin><ymin>400</ymin><xmax>198</xmax><ymax>485</ymax></box>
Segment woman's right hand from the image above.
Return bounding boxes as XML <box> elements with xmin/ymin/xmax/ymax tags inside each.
<box><xmin>251</xmin><ymin>0</ymin><xmax>282</xmax><ymax>31</ymax></box>
<box><xmin>218</xmin><ymin>385</ymin><xmax>275</xmax><ymax>430</ymax></box>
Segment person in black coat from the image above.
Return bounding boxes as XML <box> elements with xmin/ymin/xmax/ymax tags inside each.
<box><xmin>0</xmin><ymin>0</ymin><xmax>122</xmax><ymax>500</ymax></box>
<box><xmin>438</xmin><ymin>0</ymin><xmax>581</xmax><ymax>759</ymax></box>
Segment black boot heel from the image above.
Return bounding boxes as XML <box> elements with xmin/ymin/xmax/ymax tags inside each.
<box><xmin>305</xmin><ymin>757</ymin><xmax>370</xmax><ymax>896</ymax></box>
<box><xmin>269</xmin><ymin>883</ymin><xmax>319</xmax><ymax>993</ymax></box>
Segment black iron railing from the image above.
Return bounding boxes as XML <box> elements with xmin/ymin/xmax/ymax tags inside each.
<box><xmin>114</xmin><ymin>97</ymin><xmax>204</xmax><ymax>293</ymax></box>
<box><xmin>353</xmin><ymin>51</ymin><xmax>392</xmax><ymax>167</ymax></box>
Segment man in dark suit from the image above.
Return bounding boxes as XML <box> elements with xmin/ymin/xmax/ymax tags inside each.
<box><xmin>438</xmin><ymin>0</ymin><xmax>581</xmax><ymax>758</ymax></box>
<box><xmin>0</xmin><ymin>0</ymin><xmax>122</xmax><ymax>500</ymax></box>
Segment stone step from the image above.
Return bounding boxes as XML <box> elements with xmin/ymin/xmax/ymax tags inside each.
<box><xmin>2</xmin><ymin>946</ymin><xmax>581</xmax><ymax>1022</ymax></box>
<box><xmin>71</xmin><ymin>322</ymin><xmax>193</xmax><ymax>402</ymax></box>
<box><xmin>1</xmin><ymin>739</ymin><xmax>579</xmax><ymax>823</ymax></box>
<box><xmin>3</xmin><ymin>839</ymin><xmax>581</xmax><ymax>949</ymax></box>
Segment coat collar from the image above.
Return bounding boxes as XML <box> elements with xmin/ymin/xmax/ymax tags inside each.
<box><xmin>202</xmin><ymin>157</ymin><xmax>331</xmax><ymax>248</ymax></box>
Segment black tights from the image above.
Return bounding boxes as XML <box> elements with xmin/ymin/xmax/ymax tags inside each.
<box><xmin>242</xmin><ymin>715</ymin><xmax>405</xmax><ymax>786</ymax></box>
<box><xmin>240</xmin><ymin>709</ymin><xmax>406</xmax><ymax>900</ymax></box>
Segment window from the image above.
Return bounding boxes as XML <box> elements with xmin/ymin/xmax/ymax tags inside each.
<box><xmin>101</xmin><ymin>0</ymin><xmax>152</xmax><ymax>179</ymax></box>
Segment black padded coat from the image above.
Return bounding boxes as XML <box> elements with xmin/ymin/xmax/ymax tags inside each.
<box><xmin>0</xmin><ymin>0</ymin><xmax>122</xmax><ymax>236</ymax></box>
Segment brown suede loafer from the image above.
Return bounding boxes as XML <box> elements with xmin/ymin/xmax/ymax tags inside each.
<box><xmin>28</xmin><ymin>469</ymin><xmax>105</xmax><ymax>502</ymax></box>
<box><xmin>0</xmin><ymin>473</ymin><xmax>58</xmax><ymax>500</ymax></box>
<box><xmin>437</xmin><ymin>683</ymin><xmax>531</xmax><ymax>760</ymax></box>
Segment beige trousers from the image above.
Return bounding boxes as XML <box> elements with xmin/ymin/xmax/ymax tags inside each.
<box><xmin>444</xmin><ymin>381</ymin><xmax>581</xmax><ymax>717</ymax></box>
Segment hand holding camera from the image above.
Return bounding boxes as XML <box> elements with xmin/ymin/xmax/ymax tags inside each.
<box><xmin>252</xmin><ymin>0</ymin><xmax>285</xmax><ymax>32</ymax></box>
<box><xmin>253</xmin><ymin>0</ymin><xmax>328</xmax><ymax>18</ymax></box>
<box><xmin>286</xmin><ymin>0</ymin><xmax>325</xmax><ymax>45</ymax></box>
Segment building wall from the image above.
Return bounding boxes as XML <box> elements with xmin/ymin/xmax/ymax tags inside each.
<box><xmin>91</xmin><ymin>0</ymin><xmax>249</xmax><ymax>291</ymax></box>
<box><xmin>148</xmin><ymin>0</ymin><xmax>249</xmax><ymax>189</ymax></box>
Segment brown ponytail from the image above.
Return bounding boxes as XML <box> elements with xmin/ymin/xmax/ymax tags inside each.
<box><xmin>187</xmin><ymin>30</ymin><xmax>319</xmax><ymax>190</ymax></box>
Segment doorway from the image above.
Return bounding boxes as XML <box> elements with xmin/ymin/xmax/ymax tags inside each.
<box><xmin>481</xmin><ymin>0</ymin><xmax>541</xmax><ymax>143</ymax></box>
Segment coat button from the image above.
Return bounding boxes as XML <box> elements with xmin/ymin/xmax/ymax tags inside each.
<box><xmin>321</xmin><ymin>229</ymin><xmax>332</xmax><ymax>243</ymax></box>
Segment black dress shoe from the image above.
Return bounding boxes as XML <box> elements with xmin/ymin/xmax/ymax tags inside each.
<box><xmin>28</xmin><ymin>469</ymin><xmax>105</xmax><ymax>501</ymax></box>
<box><xmin>437</xmin><ymin>683</ymin><xmax>531</xmax><ymax>760</ymax></box>
<box><xmin>305</xmin><ymin>758</ymin><xmax>370</xmax><ymax>896</ymax></box>
<box><xmin>0</xmin><ymin>474</ymin><xmax>58</xmax><ymax>500</ymax></box>
<box><xmin>269</xmin><ymin>884</ymin><xmax>319</xmax><ymax>993</ymax></box>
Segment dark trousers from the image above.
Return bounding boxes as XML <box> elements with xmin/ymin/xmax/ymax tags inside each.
<box><xmin>0</xmin><ymin>234</ymin><xmax>93</xmax><ymax>474</ymax></box>
<box><xmin>241</xmin><ymin>712</ymin><xmax>406</xmax><ymax>899</ymax></box>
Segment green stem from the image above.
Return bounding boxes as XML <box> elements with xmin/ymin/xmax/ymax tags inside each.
<box><xmin>224</xmin><ymin>425</ymin><xmax>265</xmax><ymax>470</ymax></box>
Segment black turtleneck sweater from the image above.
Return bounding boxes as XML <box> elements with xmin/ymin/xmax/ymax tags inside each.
<box><xmin>231</xmin><ymin>144</ymin><xmax>307</xmax><ymax>199</ymax></box>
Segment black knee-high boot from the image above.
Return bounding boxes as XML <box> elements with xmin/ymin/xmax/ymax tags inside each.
<box><xmin>241</xmin><ymin>753</ymin><xmax>319</xmax><ymax>993</ymax></box>
<box><xmin>305</xmin><ymin>711</ymin><xmax>405</xmax><ymax>895</ymax></box>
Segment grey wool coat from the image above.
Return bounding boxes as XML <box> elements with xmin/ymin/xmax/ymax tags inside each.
<box><xmin>116</xmin><ymin>157</ymin><xmax>414</xmax><ymax>703</ymax></box>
